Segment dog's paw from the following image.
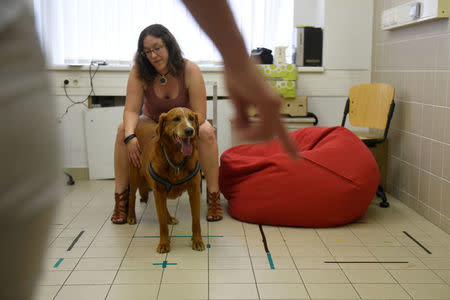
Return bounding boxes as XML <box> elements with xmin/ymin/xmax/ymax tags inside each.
<box><xmin>127</xmin><ymin>215</ymin><xmax>136</xmax><ymax>225</ymax></box>
<box><xmin>157</xmin><ymin>242</ymin><xmax>171</xmax><ymax>253</ymax></box>
<box><xmin>168</xmin><ymin>216</ymin><xmax>179</xmax><ymax>225</ymax></box>
<box><xmin>192</xmin><ymin>238</ymin><xmax>205</xmax><ymax>251</ymax></box>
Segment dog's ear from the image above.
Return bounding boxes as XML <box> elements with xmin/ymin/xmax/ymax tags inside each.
<box><xmin>156</xmin><ymin>113</ymin><xmax>167</xmax><ymax>139</ymax></box>
<box><xmin>194</xmin><ymin>112</ymin><xmax>200</xmax><ymax>136</ymax></box>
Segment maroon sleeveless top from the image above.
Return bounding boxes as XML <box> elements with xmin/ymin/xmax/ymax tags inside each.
<box><xmin>141</xmin><ymin>65</ymin><xmax>191</xmax><ymax>122</ymax></box>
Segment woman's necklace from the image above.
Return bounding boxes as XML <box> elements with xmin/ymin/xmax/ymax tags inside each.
<box><xmin>159</xmin><ymin>71</ymin><xmax>170</xmax><ymax>85</ymax></box>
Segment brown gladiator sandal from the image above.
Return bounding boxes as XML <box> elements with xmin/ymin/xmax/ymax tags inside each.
<box><xmin>206</xmin><ymin>190</ymin><xmax>223</xmax><ymax>222</ymax></box>
<box><xmin>111</xmin><ymin>189</ymin><xmax>129</xmax><ymax>224</ymax></box>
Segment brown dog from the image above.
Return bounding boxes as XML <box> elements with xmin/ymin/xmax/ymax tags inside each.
<box><xmin>128</xmin><ymin>107</ymin><xmax>205</xmax><ymax>253</ymax></box>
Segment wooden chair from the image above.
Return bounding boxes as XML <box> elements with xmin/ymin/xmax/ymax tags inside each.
<box><xmin>341</xmin><ymin>83</ymin><xmax>395</xmax><ymax>208</ymax></box>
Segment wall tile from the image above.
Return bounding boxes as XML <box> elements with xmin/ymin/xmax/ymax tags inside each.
<box><xmin>429</xmin><ymin>174</ymin><xmax>443</xmax><ymax>212</ymax></box>
<box><xmin>422</xmin><ymin>72</ymin><xmax>435</xmax><ymax>105</ymax></box>
<box><xmin>419</xmin><ymin>170</ymin><xmax>430</xmax><ymax>205</ymax></box>
<box><xmin>432</xmin><ymin>105</ymin><xmax>446</xmax><ymax>141</ymax></box>
<box><xmin>388</xmin><ymin>129</ymin><xmax>402</xmax><ymax>157</ymax></box>
<box><xmin>445</xmin><ymin>108</ymin><xmax>450</xmax><ymax>144</ymax></box>
<box><xmin>434</xmin><ymin>72</ymin><xmax>449</xmax><ymax>106</ymax></box>
<box><xmin>430</xmin><ymin>141</ymin><xmax>443</xmax><ymax>177</ymax></box>
<box><xmin>444</xmin><ymin>144</ymin><xmax>450</xmax><ymax>181</ymax></box>
<box><xmin>422</xmin><ymin>105</ymin><xmax>433</xmax><ymax>138</ymax></box>
<box><xmin>436</xmin><ymin>35</ymin><xmax>450</xmax><ymax>70</ymax></box>
<box><xmin>402</xmin><ymin>133</ymin><xmax>421</xmax><ymax>165</ymax></box>
<box><xmin>442</xmin><ymin>179</ymin><xmax>450</xmax><ymax>218</ymax></box>
<box><xmin>411</xmin><ymin>102</ymin><xmax>423</xmax><ymax>134</ymax></box>
<box><xmin>420</xmin><ymin>137</ymin><xmax>432</xmax><ymax>172</ymax></box>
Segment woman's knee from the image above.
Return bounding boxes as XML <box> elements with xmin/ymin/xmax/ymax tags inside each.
<box><xmin>116</xmin><ymin>122</ymin><xmax>125</xmax><ymax>141</ymax></box>
<box><xmin>199</xmin><ymin>122</ymin><xmax>217</xmax><ymax>145</ymax></box>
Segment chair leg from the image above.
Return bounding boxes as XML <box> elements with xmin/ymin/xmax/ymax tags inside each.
<box><xmin>64</xmin><ymin>171</ymin><xmax>75</xmax><ymax>185</ymax></box>
<box><xmin>376</xmin><ymin>185</ymin><xmax>389</xmax><ymax>208</ymax></box>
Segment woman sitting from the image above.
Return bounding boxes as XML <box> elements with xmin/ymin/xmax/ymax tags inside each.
<box><xmin>110</xmin><ymin>24</ymin><xmax>222</xmax><ymax>224</ymax></box>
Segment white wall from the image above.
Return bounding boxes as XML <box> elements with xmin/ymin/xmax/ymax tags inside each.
<box><xmin>294</xmin><ymin>0</ymin><xmax>325</xmax><ymax>27</ymax></box>
<box><xmin>296</xmin><ymin>0</ymin><xmax>373</xmax><ymax>127</ymax></box>
<box><xmin>50</xmin><ymin>0</ymin><xmax>374</xmax><ymax>175</ymax></box>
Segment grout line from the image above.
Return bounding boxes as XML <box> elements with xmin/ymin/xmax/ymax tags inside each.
<box><xmin>242</xmin><ymin>223</ymin><xmax>261</xmax><ymax>300</ymax></box>
<box><xmin>278</xmin><ymin>227</ymin><xmax>312</xmax><ymax>300</ymax></box>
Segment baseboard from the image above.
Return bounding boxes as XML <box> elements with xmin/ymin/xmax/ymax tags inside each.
<box><xmin>64</xmin><ymin>168</ymin><xmax>90</xmax><ymax>180</ymax></box>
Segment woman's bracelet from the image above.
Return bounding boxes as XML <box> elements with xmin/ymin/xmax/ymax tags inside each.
<box><xmin>124</xmin><ymin>133</ymin><xmax>137</xmax><ymax>144</ymax></box>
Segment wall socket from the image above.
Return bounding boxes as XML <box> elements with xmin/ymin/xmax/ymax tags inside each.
<box><xmin>63</xmin><ymin>77</ymin><xmax>80</xmax><ymax>88</ymax></box>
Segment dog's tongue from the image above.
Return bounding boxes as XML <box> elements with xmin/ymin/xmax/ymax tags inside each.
<box><xmin>181</xmin><ymin>137</ymin><xmax>192</xmax><ymax>156</ymax></box>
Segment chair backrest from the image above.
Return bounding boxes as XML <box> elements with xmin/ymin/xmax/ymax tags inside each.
<box><xmin>348</xmin><ymin>83</ymin><xmax>395</xmax><ymax>130</ymax></box>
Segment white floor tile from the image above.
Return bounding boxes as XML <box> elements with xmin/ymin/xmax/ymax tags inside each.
<box><xmin>32</xmin><ymin>285</ymin><xmax>61</xmax><ymax>300</ymax></box>
<box><xmin>353</xmin><ymin>283</ymin><xmax>411</xmax><ymax>299</ymax></box>
<box><xmin>343</xmin><ymin>269</ymin><xmax>397</xmax><ymax>283</ymax></box>
<box><xmin>254</xmin><ymin>269</ymin><xmax>302</xmax><ymax>284</ymax></box>
<box><xmin>208</xmin><ymin>256</ymin><xmax>252</xmax><ymax>270</ymax></box>
<box><xmin>65</xmin><ymin>270</ymin><xmax>116</xmax><ymax>285</ymax></box>
<box><xmin>388</xmin><ymin>269</ymin><xmax>445</xmax><ymax>284</ymax></box>
<box><xmin>401</xmin><ymin>283</ymin><xmax>450</xmax><ymax>299</ymax></box>
<box><xmin>257</xmin><ymin>283</ymin><xmax>309</xmax><ymax>299</ymax></box>
<box><xmin>106</xmin><ymin>284</ymin><xmax>159</xmax><ymax>300</ymax></box>
<box><xmin>54</xmin><ymin>285</ymin><xmax>109</xmax><ymax>300</ymax></box>
<box><xmin>38</xmin><ymin>271</ymin><xmax>71</xmax><ymax>286</ymax></box>
<box><xmin>209</xmin><ymin>283</ymin><xmax>258</xmax><ymax>299</ymax></box>
<box><xmin>114</xmin><ymin>270</ymin><xmax>163</xmax><ymax>284</ymax></box>
<box><xmin>300</xmin><ymin>269</ymin><xmax>349</xmax><ymax>283</ymax></box>
<box><xmin>209</xmin><ymin>269</ymin><xmax>255</xmax><ymax>283</ymax></box>
<box><xmin>158</xmin><ymin>283</ymin><xmax>208</xmax><ymax>300</ymax></box>
<box><xmin>305</xmin><ymin>283</ymin><xmax>360</xmax><ymax>299</ymax></box>
<box><xmin>75</xmin><ymin>257</ymin><xmax>122</xmax><ymax>270</ymax></box>
<box><xmin>162</xmin><ymin>269</ymin><xmax>208</xmax><ymax>283</ymax></box>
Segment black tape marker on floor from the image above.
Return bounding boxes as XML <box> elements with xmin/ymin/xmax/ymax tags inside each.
<box><xmin>403</xmin><ymin>231</ymin><xmax>432</xmax><ymax>254</ymax></box>
<box><xmin>325</xmin><ymin>261</ymin><xmax>409</xmax><ymax>264</ymax></box>
<box><xmin>258</xmin><ymin>224</ymin><xmax>275</xmax><ymax>269</ymax></box>
<box><xmin>67</xmin><ymin>230</ymin><xmax>84</xmax><ymax>251</ymax></box>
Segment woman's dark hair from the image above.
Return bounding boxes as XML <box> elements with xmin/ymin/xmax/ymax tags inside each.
<box><xmin>134</xmin><ymin>24</ymin><xmax>185</xmax><ymax>83</ymax></box>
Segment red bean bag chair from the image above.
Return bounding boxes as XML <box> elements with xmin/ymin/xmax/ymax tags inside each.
<box><xmin>219</xmin><ymin>126</ymin><xmax>380</xmax><ymax>227</ymax></box>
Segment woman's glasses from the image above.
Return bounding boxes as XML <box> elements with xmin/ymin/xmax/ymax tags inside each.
<box><xmin>142</xmin><ymin>44</ymin><xmax>165</xmax><ymax>56</ymax></box>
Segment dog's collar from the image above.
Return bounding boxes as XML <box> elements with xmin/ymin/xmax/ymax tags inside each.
<box><xmin>148</xmin><ymin>160</ymin><xmax>200</xmax><ymax>192</ymax></box>
<box><xmin>162</xmin><ymin>144</ymin><xmax>189</xmax><ymax>172</ymax></box>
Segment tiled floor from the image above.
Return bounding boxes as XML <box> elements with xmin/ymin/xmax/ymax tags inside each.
<box><xmin>34</xmin><ymin>179</ymin><xmax>450</xmax><ymax>300</ymax></box>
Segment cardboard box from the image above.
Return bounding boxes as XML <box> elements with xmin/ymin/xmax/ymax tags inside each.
<box><xmin>248</xmin><ymin>96</ymin><xmax>308</xmax><ymax>117</ymax></box>
<box><xmin>280</xmin><ymin>96</ymin><xmax>308</xmax><ymax>117</ymax></box>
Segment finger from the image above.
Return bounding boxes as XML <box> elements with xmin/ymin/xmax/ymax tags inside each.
<box><xmin>276</xmin><ymin>122</ymin><xmax>300</xmax><ymax>159</ymax></box>
<box><xmin>232</xmin><ymin>99</ymin><xmax>250</xmax><ymax>129</ymax></box>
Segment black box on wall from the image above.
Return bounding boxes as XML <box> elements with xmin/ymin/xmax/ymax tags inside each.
<box><xmin>295</xmin><ymin>26</ymin><xmax>323</xmax><ymax>66</ymax></box>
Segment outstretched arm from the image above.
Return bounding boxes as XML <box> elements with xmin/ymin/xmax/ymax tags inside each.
<box><xmin>181</xmin><ymin>0</ymin><xmax>298</xmax><ymax>158</ymax></box>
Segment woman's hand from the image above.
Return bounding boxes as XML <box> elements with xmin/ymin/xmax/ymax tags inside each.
<box><xmin>126</xmin><ymin>138</ymin><xmax>141</xmax><ymax>168</ymax></box>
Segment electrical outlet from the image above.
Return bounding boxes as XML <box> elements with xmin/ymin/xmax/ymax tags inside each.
<box><xmin>63</xmin><ymin>76</ymin><xmax>80</xmax><ymax>88</ymax></box>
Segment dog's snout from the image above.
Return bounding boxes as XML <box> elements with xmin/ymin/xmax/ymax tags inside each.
<box><xmin>185</xmin><ymin>127</ymin><xmax>194</xmax><ymax>137</ymax></box>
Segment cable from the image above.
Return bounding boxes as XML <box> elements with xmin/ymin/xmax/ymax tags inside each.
<box><xmin>57</xmin><ymin>61</ymin><xmax>101</xmax><ymax>122</ymax></box>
